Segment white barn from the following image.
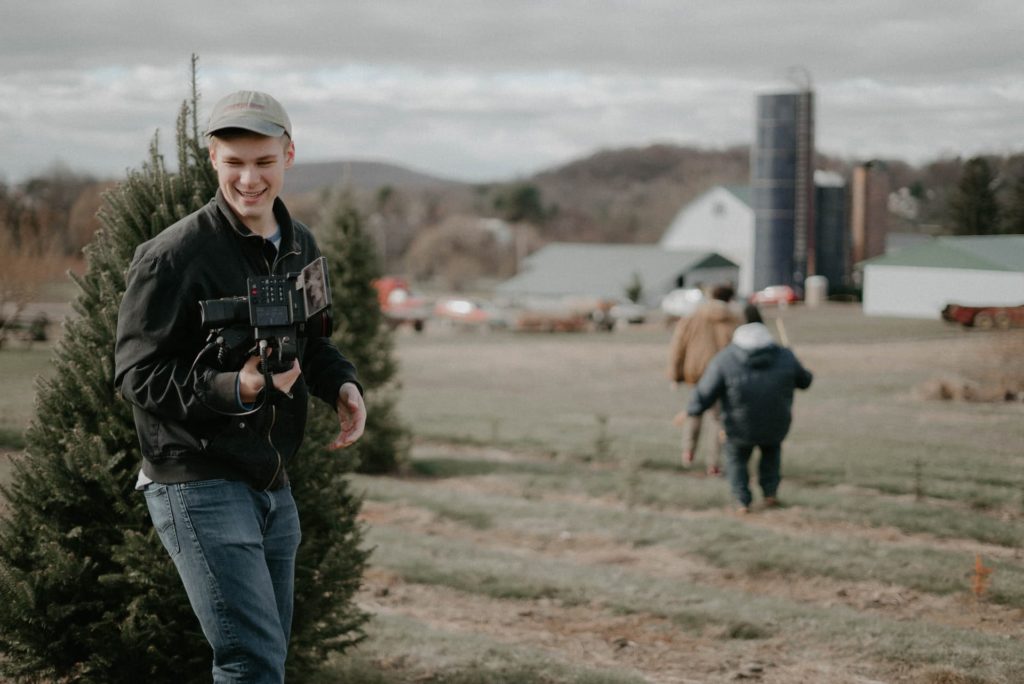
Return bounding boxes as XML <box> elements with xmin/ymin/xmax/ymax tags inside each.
<box><xmin>861</xmin><ymin>235</ymin><xmax>1024</xmax><ymax>319</ymax></box>
<box><xmin>659</xmin><ymin>185</ymin><xmax>755</xmax><ymax>296</ymax></box>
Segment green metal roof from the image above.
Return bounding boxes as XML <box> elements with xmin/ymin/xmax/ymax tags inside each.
<box><xmin>496</xmin><ymin>243</ymin><xmax>737</xmax><ymax>303</ymax></box>
<box><xmin>861</xmin><ymin>235</ymin><xmax>1024</xmax><ymax>272</ymax></box>
<box><xmin>723</xmin><ymin>184</ymin><xmax>752</xmax><ymax>207</ymax></box>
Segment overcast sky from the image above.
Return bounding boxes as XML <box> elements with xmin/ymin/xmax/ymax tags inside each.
<box><xmin>3</xmin><ymin>1</ymin><xmax>1022</xmax><ymax>183</ymax></box>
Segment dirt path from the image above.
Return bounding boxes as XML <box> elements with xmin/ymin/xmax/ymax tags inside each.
<box><xmin>359</xmin><ymin>567</ymin><xmax>895</xmax><ymax>684</ymax></box>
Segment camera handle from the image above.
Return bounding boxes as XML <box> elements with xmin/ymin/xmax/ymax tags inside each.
<box><xmin>253</xmin><ymin>325</ymin><xmax>298</xmax><ymax>374</ymax></box>
<box><xmin>188</xmin><ymin>331</ymin><xmax>270</xmax><ymax>417</ymax></box>
<box><xmin>256</xmin><ymin>339</ymin><xmax>294</xmax><ymax>400</ymax></box>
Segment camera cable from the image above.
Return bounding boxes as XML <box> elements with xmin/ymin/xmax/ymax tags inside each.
<box><xmin>187</xmin><ymin>333</ymin><xmax>271</xmax><ymax>417</ymax></box>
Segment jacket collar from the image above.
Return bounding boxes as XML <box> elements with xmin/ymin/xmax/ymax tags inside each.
<box><xmin>213</xmin><ymin>189</ymin><xmax>300</xmax><ymax>255</ymax></box>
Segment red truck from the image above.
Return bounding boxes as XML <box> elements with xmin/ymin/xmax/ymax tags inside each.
<box><xmin>941</xmin><ymin>304</ymin><xmax>1024</xmax><ymax>330</ymax></box>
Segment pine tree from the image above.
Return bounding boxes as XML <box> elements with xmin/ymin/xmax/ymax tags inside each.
<box><xmin>948</xmin><ymin>157</ymin><xmax>1000</xmax><ymax>235</ymax></box>
<box><xmin>1001</xmin><ymin>174</ymin><xmax>1024</xmax><ymax>235</ymax></box>
<box><xmin>0</xmin><ymin>58</ymin><xmax>368</xmax><ymax>682</ymax></box>
<box><xmin>311</xmin><ymin>188</ymin><xmax>410</xmax><ymax>474</ymax></box>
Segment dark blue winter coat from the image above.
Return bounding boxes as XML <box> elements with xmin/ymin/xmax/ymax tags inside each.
<box><xmin>687</xmin><ymin>323</ymin><xmax>813</xmax><ymax>445</ymax></box>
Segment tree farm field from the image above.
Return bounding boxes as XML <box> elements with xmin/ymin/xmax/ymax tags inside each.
<box><xmin>331</xmin><ymin>304</ymin><xmax>1023</xmax><ymax>684</ymax></box>
<box><xmin>2</xmin><ymin>304</ymin><xmax>1023</xmax><ymax>683</ymax></box>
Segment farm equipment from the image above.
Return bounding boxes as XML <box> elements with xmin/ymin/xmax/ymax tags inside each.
<box><xmin>506</xmin><ymin>296</ymin><xmax>624</xmax><ymax>333</ymax></box>
<box><xmin>941</xmin><ymin>303</ymin><xmax>1024</xmax><ymax>330</ymax></box>
<box><xmin>433</xmin><ymin>297</ymin><xmax>508</xmax><ymax>330</ymax></box>
<box><xmin>373</xmin><ymin>276</ymin><xmax>431</xmax><ymax>332</ymax></box>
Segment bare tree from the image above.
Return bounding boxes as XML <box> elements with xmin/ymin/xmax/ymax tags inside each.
<box><xmin>0</xmin><ymin>230</ymin><xmax>62</xmax><ymax>345</ymax></box>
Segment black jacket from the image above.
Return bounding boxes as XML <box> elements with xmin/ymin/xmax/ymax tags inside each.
<box><xmin>114</xmin><ymin>190</ymin><xmax>359</xmax><ymax>490</ymax></box>
<box><xmin>687</xmin><ymin>323</ymin><xmax>812</xmax><ymax>445</ymax></box>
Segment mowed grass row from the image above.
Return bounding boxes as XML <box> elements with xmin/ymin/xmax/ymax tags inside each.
<box><xmin>350</xmin><ymin>459</ymin><xmax>1024</xmax><ymax>682</ymax></box>
<box><xmin>313</xmin><ymin>611</ymin><xmax>650</xmax><ymax>684</ymax></box>
<box><xmin>356</xmin><ymin>500</ymin><xmax>1024</xmax><ymax>683</ymax></box>
<box><xmin>365</xmin><ymin>454</ymin><xmax>1024</xmax><ymax>601</ymax></box>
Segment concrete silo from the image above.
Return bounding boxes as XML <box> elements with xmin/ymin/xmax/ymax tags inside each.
<box><xmin>751</xmin><ymin>89</ymin><xmax>815</xmax><ymax>291</ymax></box>
<box><xmin>849</xmin><ymin>161</ymin><xmax>890</xmax><ymax>267</ymax></box>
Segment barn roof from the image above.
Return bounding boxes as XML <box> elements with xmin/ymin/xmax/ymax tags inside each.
<box><xmin>722</xmin><ymin>184</ymin><xmax>752</xmax><ymax>206</ymax></box>
<box><xmin>496</xmin><ymin>243</ymin><xmax>735</xmax><ymax>301</ymax></box>
<box><xmin>862</xmin><ymin>235</ymin><xmax>1024</xmax><ymax>272</ymax></box>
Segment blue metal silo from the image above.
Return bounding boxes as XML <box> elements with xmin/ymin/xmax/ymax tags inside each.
<box><xmin>752</xmin><ymin>90</ymin><xmax>814</xmax><ymax>290</ymax></box>
<box><xmin>814</xmin><ymin>172</ymin><xmax>848</xmax><ymax>290</ymax></box>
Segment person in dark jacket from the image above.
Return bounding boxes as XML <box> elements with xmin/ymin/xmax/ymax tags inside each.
<box><xmin>686</xmin><ymin>321</ymin><xmax>812</xmax><ymax>513</ymax></box>
<box><xmin>114</xmin><ymin>91</ymin><xmax>365</xmax><ymax>682</ymax></box>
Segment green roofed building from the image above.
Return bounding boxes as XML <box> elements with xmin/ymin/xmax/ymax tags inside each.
<box><xmin>861</xmin><ymin>235</ymin><xmax>1024</xmax><ymax>319</ymax></box>
<box><xmin>495</xmin><ymin>243</ymin><xmax>738</xmax><ymax>308</ymax></box>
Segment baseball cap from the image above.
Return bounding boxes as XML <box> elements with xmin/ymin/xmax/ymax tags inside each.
<box><xmin>205</xmin><ymin>90</ymin><xmax>292</xmax><ymax>139</ymax></box>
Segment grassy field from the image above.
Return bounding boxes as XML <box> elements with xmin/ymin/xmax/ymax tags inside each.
<box><xmin>332</xmin><ymin>304</ymin><xmax>1023</xmax><ymax>684</ymax></box>
<box><xmin>2</xmin><ymin>303</ymin><xmax>1022</xmax><ymax>683</ymax></box>
<box><xmin>0</xmin><ymin>346</ymin><xmax>57</xmax><ymax>450</ymax></box>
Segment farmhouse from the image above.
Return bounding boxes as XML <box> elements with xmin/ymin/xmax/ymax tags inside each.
<box><xmin>659</xmin><ymin>185</ymin><xmax>755</xmax><ymax>295</ymax></box>
<box><xmin>495</xmin><ymin>243</ymin><xmax>737</xmax><ymax>308</ymax></box>
<box><xmin>861</xmin><ymin>234</ymin><xmax>1024</xmax><ymax>319</ymax></box>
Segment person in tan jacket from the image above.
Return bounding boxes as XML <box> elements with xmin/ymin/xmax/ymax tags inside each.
<box><xmin>667</xmin><ymin>283</ymin><xmax>742</xmax><ymax>474</ymax></box>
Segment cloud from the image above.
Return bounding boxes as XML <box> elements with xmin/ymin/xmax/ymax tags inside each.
<box><xmin>3</xmin><ymin>1</ymin><xmax>1023</xmax><ymax>182</ymax></box>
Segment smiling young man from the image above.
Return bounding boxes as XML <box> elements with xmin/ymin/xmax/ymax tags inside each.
<box><xmin>209</xmin><ymin>119</ymin><xmax>293</xmax><ymax>237</ymax></box>
<box><xmin>114</xmin><ymin>91</ymin><xmax>366</xmax><ymax>682</ymax></box>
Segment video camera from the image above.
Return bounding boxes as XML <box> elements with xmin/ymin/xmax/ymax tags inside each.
<box><xmin>199</xmin><ymin>256</ymin><xmax>333</xmax><ymax>373</ymax></box>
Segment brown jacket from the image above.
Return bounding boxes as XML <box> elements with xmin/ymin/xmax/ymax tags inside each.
<box><xmin>667</xmin><ymin>300</ymin><xmax>742</xmax><ymax>384</ymax></box>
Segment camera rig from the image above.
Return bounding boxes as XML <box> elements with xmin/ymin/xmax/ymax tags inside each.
<box><xmin>191</xmin><ymin>256</ymin><xmax>333</xmax><ymax>415</ymax></box>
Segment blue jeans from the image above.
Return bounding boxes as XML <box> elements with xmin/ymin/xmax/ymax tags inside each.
<box><xmin>144</xmin><ymin>479</ymin><xmax>301</xmax><ymax>683</ymax></box>
<box><xmin>724</xmin><ymin>441</ymin><xmax>781</xmax><ymax>507</ymax></box>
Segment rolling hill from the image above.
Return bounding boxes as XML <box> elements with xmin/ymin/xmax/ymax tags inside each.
<box><xmin>285</xmin><ymin>159</ymin><xmax>468</xmax><ymax>195</ymax></box>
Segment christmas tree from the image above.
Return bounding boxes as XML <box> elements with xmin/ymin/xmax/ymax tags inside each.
<box><xmin>312</xmin><ymin>188</ymin><xmax>409</xmax><ymax>474</ymax></box>
<box><xmin>0</xmin><ymin>58</ymin><xmax>369</xmax><ymax>682</ymax></box>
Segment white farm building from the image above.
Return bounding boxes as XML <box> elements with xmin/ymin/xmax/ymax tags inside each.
<box><xmin>659</xmin><ymin>185</ymin><xmax>755</xmax><ymax>296</ymax></box>
<box><xmin>861</xmin><ymin>235</ymin><xmax>1024</xmax><ymax>319</ymax></box>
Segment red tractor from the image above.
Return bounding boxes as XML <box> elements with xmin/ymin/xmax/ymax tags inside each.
<box><xmin>942</xmin><ymin>304</ymin><xmax>1024</xmax><ymax>330</ymax></box>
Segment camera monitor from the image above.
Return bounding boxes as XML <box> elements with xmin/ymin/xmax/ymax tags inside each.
<box><xmin>300</xmin><ymin>256</ymin><xmax>331</xmax><ymax>317</ymax></box>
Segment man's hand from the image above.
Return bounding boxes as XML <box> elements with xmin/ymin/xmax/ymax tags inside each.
<box><xmin>238</xmin><ymin>353</ymin><xmax>301</xmax><ymax>403</ymax></box>
<box><xmin>330</xmin><ymin>382</ymin><xmax>366</xmax><ymax>449</ymax></box>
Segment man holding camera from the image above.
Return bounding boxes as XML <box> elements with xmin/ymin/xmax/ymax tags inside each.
<box><xmin>114</xmin><ymin>91</ymin><xmax>366</xmax><ymax>682</ymax></box>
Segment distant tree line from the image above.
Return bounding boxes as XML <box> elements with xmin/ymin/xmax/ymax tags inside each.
<box><xmin>0</xmin><ymin>166</ymin><xmax>108</xmax><ymax>326</ymax></box>
<box><xmin>5</xmin><ymin>148</ymin><xmax>1023</xmax><ymax>296</ymax></box>
<box><xmin>1</xmin><ymin>164</ymin><xmax>108</xmax><ymax>257</ymax></box>
<box><xmin>853</xmin><ymin>153</ymin><xmax>1024</xmax><ymax>235</ymax></box>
